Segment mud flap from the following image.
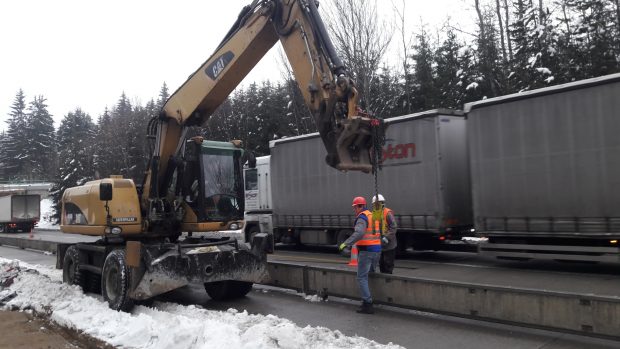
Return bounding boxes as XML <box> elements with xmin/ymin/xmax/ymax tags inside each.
<box><xmin>129</xmin><ymin>238</ymin><xmax>269</xmax><ymax>300</ymax></box>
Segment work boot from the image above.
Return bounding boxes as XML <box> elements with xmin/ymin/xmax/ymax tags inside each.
<box><xmin>356</xmin><ymin>301</ymin><xmax>374</xmax><ymax>314</ymax></box>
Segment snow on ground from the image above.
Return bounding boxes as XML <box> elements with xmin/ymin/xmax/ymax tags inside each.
<box><xmin>0</xmin><ymin>258</ymin><xmax>402</xmax><ymax>349</ymax></box>
<box><xmin>35</xmin><ymin>198</ymin><xmax>59</xmax><ymax>230</ymax></box>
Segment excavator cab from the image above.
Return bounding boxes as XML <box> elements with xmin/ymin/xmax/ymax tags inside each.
<box><xmin>181</xmin><ymin>139</ymin><xmax>248</xmax><ymax>229</ymax></box>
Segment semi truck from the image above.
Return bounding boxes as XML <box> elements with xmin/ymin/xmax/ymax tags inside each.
<box><xmin>244</xmin><ymin>109</ymin><xmax>474</xmax><ymax>252</ymax></box>
<box><xmin>466</xmin><ymin>73</ymin><xmax>620</xmax><ymax>262</ymax></box>
<box><xmin>0</xmin><ymin>193</ymin><xmax>40</xmax><ymax>233</ymax></box>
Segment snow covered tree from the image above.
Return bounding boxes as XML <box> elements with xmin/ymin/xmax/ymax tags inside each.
<box><xmin>93</xmin><ymin>108</ymin><xmax>116</xmax><ymax>179</ymax></box>
<box><xmin>22</xmin><ymin>95</ymin><xmax>56</xmax><ymax>180</ymax></box>
<box><xmin>473</xmin><ymin>1</ymin><xmax>505</xmax><ymax>98</ymax></box>
<box><xmin>509</xmin><ymin>0</ymin><xmax>560</xmax><ymax>91</ymax></box>
<box><xmin>435</xmin><ymin>29</ymin><xmax>467</xmax><ymax>109</ymax></box>
<box><xmin>49</xmin><ymin>109</ymin><xmax>95</xmax><ymax>223</ymax></box>
<box><xmin>1</xmin><ymin>90</ymin><xmax>28</xmax><ymax>180</ymax></box>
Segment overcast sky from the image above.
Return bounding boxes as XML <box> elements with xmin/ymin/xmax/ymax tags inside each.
<box><xmin>0</xmin><ymin>0</ymin><xmax>470</xmax><ymax>132</ymax></box>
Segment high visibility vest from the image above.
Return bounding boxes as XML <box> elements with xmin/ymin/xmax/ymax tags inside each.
<box><xmin>355</xmin><ymin>210</ymin><xmax>381</xmax><ymax>246</ymax></box>
<box><xmin>371</xmin><ymin>207</ymin><xmax>393</xmax><ymax>235</ymax></box>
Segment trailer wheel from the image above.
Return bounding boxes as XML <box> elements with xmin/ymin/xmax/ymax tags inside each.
<box><xmin>62</xmin><ymin>245</ymin><xmax>86</xmax><ymax>289</ymax></box>
<box><xmin>204</xmin><ymin>281</ymin><xmax>253</xmax><ymax>300</ymax></box>
<box><xmin>102</xmin><ymin>249</ymin><xmax>134</xmax><ymax>312</ymax></box>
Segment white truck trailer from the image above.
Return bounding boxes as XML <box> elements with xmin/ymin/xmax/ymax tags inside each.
<box><xmin>0</xmin><ymin>193</ymin><xmax>41</xmax><ymax>233</ymax></box>
<box><xmin>244</xmin><ymin>110</ymin><xmax>473</xmax><ymax>252</ymax></box>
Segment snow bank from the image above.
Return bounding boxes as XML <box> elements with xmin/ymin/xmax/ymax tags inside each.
<box><xmin>36</xmin><ymin>198</ymin><xmax>60</xmax><ymax>230</ymax></box>
<box><xmin>0</xmin><ymin>258</ymin><xmax>402</xmax><ymax>349</ymax></box>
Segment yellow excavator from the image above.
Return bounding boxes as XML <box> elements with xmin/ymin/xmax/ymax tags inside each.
<box><xmin>57</xmin><ymin>0</ymin><xmax>376</xmax><ymax>311</ymax></box>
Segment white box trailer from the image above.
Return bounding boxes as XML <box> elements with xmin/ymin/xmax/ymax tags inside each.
<box><xmin>466</xmin><ymin>73</ymin><xmax>620</xmax><ymax>262</ymax></box>
<box><xmin>244</xmin><ymin>109</ymin><xmax>473</xmax><ymax>251</ymax></box>
<box><xmin>0</xmin><ymin>193</ymin><xmax>41</xmax><ymax>233</ymax></box>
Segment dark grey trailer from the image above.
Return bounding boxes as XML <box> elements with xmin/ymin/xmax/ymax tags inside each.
<box><xmin>466</xmin><ymin>73</ymin><xmax>620</xmax><ymax>262</ymax></box>
<box><xmin>266</xmin><ymin>109</ymin><xmax>472</xmax><ymax>250</ymax></box>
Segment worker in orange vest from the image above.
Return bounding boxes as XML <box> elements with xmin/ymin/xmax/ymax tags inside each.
<box><xmin>339</xmin><ymin>196</ymin><xmax>381</xmax><ymax>314</ymax></box>
<box><xmin>372</xmin><ymin>194</ymin><xmax>398</xmax><ymax>274</ymax></box>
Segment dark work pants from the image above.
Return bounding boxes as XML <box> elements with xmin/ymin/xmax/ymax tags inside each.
<box><xmin>379</xmin><ymin>249</ymin><xmax>396</xmax><ymax>274</ymax></box>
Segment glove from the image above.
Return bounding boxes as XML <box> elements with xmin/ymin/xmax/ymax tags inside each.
<box><xmin>339</xmin><ymin>243</ymin><xmax>347</xmax><ymax>251</ymax></box>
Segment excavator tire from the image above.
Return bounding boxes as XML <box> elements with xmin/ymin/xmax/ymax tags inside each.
<box><xmin>204</xmin><ymin>280</ymin><xmax>253</xmax><ymax>301</ymax></box>
<box><xmin>62</xmin><ymin>245</ymin><xmax>86</xmax><ymax>290</ymax></box>
<box><xmin>101</xmin><ymin>249</ymin><xmax>134</xmax><ymax>312</ymax></box>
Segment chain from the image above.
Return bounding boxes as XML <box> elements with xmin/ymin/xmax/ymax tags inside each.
<box><xmin>370</xmin><ymin>117</ymin><xmax>386</xmax><ymax>235</ymax></box>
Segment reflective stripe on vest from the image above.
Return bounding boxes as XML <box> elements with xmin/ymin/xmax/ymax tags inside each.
<box><xmin>356</xmin><ymin>210</ymin><xmax>381</xmax><ymax>246</ymax></box>
<box><xmin>382</xmin><ymin>208</ymin><xmax>393</xmax><ymax>232</ymax></box>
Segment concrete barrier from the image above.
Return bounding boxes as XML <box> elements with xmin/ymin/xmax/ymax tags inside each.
<box><xmin>267</xmin><ymin>262</ymin><xmax>620</xmax><ymax>340</ymax></box>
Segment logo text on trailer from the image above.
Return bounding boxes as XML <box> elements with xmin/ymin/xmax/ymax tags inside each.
<box><xmin>382</xmin><ymin>143</ymin><xmax>416</xmax><ymax>162</ymax></box>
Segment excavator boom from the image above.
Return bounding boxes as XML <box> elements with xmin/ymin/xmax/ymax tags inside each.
<box><xmin>146</xmin><ymin>0</ymin><xmax>374</xmax><ymax>210</ymax></box>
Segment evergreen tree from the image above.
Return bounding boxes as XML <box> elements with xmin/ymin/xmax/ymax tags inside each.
<box><xmin>93</xmin><ymin>108</ymin><xmax>116</xmax><ymax>179</ymax></box>
<box><xmin>510</xmin><ymin>0</ymin><xmax>560</xmax><ymax>91</ymax></box>
<box><xmin>473</xmin><ymin>5</ymin><xmax>505</xmax><ymax>98</ymax></box>
<box><xmin>156</xmin><ymin>82</ymin><xmax>170</xmax><ymax>111</ymax></box>
<box><xmin>49</xmin><ymin>109</ymin><xmax>95</xmax><ymax>222</ymax></box>
<box><xmin>368</xmin><ymin>65</ymin><xmax>405</xmax><ymax>118</ymax></box>
<box><xmin>1</xmin><ymin>90</ymin><xmax>28</xmax><ymax>180</ymax></box>
<box><xmin>565</xmin><ymin>0</ymin><xmax>619</xmax><ymax>76</ymax></box>
<box><xmin>410</xmin><ymin>28</ymin><xmax>438</xmax><ymax>111</ymax></box>
<box><xmin>435</xmin><ymin>29</ymin><xmax>467</xmax><ymax>109</ymax></box>
<box><xmin>23</xmin><ymin>95</ymin><xmax>56</xmax><ymax>180</ymax></box>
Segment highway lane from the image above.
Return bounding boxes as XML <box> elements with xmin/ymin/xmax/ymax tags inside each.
<box><xmin>2</xmin><ymin>245</ymin><xmax>619</xmax><ymax>349</ymax></box>
<box><xmin>4</xmin><ymin>230</ymin><xmax>620</xmax><ymax>298</ymax></box>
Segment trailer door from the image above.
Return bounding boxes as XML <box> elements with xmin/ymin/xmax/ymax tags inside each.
<box><xmin>11</xmin><ymin>195</ymin><xmax>40</xmax><ymax>220</ymax></box>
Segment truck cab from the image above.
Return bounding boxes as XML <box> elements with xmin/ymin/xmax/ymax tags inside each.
<box><xmin>243</xmin><ymin>156</ymin><xmax>274</xmax><ymax>247</ymax></box>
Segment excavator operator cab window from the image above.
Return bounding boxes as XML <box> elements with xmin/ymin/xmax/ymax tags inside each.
<box><xmin>200</xmin><ymin>144</ymin><xmax>244</xmax><ymax>221</ymax></box>
<box><xmin>63</xmin><ymin>202</ymin><xmax>88</xmax><ymax>225</ymax></box>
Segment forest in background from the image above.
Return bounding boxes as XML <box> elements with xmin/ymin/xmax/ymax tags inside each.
<box><xmin>0</xmin><ymin>0</ymin><xmax>618</xmax><ymax>219</ymax></box>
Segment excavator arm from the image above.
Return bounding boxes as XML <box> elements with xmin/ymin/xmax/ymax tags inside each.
<box><xmin>141</xmin><ymin>0</ymin><xmax>376</xmax><ymax>234</ymax></box>
<box><xmin>146</xmin><ymin>0</ymin><xmax>373</xmax><ymax>199</ymax></box>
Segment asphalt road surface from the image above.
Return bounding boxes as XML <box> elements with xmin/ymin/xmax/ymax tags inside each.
<box><xmin>1</xmin><ymin>245</ymin><xmax>619</xmax><ymax>349</ymax></box>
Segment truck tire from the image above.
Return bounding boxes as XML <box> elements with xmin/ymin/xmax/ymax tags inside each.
<box><xmin>247</xmin><ymin>226</ymin><xmax>260</xmax><ymax>245</ymax></box>
<box><xmin>62</xmin><ymin>245</ymin><xmax>86</xmax><ymax>290</ymax></box>
<box><xmin>204</xmin><ymin>280</ymin><xmax>253</xmax><ymax>300</ymax></box>
<box><xmin>101</xmin><ymin>249</ymin><xmax>134</xmax><ymax>312</ymax></box>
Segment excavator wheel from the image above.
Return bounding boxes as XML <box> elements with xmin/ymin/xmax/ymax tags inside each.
<box><xmin>62</xmin><ymin>245</ymin><xmax>86</xmax><ymax>290</ymax></box>
<box><xmin>101</xmin><ymin>249</ymin><xmax>134</xmax><ymax>312</ymax></box>
<box><xmin>204</xmin><ymin>280</ymin><xmax>253</xmax><ymax>301</ymax></box>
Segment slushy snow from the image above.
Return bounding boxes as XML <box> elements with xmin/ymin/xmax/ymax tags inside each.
<box><xmin>0</xmin><ymin>258</ymin><xmax>402</xmax><ymax>349</ymax></box>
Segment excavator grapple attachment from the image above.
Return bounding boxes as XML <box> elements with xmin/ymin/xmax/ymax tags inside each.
<box><xmin>334</xmin><ymin>116</ymin><xmax>374</xmax><ymax>173</ymax></box>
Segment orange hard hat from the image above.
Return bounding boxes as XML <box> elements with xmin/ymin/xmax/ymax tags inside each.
<box><xmin>351</xmin><ymin>196</ymin><xmax>366</xmax><ymax>206</ymax></box>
